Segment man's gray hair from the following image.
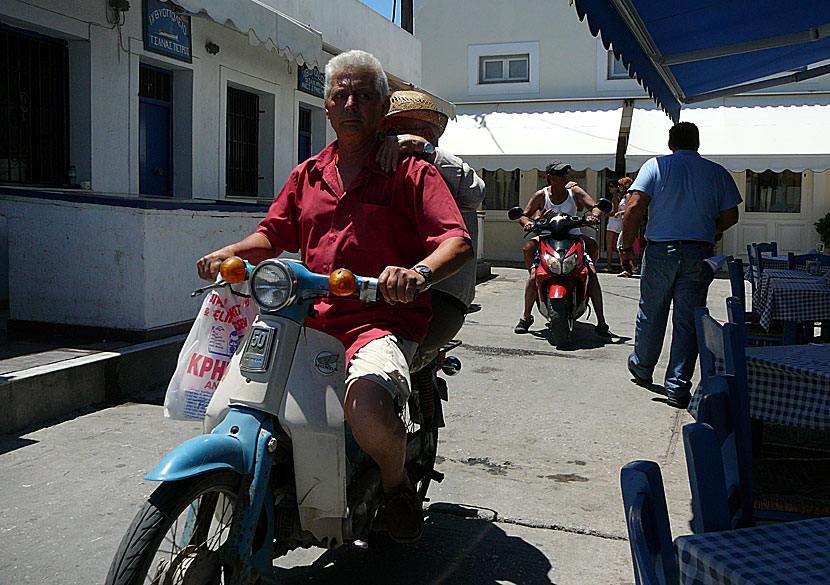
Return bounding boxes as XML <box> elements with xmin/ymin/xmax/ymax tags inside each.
<box><xmin>324</xmin><ymin>50</ymin><xmax>389</xmax><ymax>100</ymax></box>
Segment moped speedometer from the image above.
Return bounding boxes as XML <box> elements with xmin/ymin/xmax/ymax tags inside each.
<box><xmin>250</xmin><ymin>260</ymin><xmax>296</xmax><ymax>310</ymax></box>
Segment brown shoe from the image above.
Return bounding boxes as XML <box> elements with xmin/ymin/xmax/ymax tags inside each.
<box><xmin>384</xmin><ymin>483</ymin><xmax>424</xmax><ymax>543</ymax></box>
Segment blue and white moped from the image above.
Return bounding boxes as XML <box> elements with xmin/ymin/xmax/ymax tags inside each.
<box><xmin>105</xmin><ymin>257</ymin><xmax>460</xmax><ymax>584</ymax></box>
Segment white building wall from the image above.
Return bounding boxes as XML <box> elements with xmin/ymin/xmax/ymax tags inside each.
<box><xmin>0</xmin><ymin>0</ymin><xmax>420</xmax><ymax>329</ymax></box>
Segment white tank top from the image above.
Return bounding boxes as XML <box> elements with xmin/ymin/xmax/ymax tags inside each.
<box><xmin>543</xmin><ymin>187</ymin><xmax>581</xmax><ymax>236</ymax></box>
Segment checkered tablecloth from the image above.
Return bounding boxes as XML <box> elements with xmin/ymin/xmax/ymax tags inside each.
<box><xmin>676</xmin><ymin>516</ymin><xmax>830</xmax><ymax>585</ymax></box>
<box><xmin>744</xmin><ymin>259</ymin><xmax>830</xmax><ymax>281</ymax></box>
<box><xmin>689</xmin><ymin>345</ymin><xmax>830</xmax><ymax>430</ymax></box>
<box><xmin>754</xmin><ymin>272</ymin><xmax>830</xmax><ymax>331</ymax></box>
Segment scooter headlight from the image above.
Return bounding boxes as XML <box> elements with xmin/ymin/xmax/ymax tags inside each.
<box><xmin>250</xmin><ymin>260</ymin><xmax>296</xmax><ymax>311</ymax></box>
<box><xmin>544</xmin><ymin>252</ymin><xmax>562</xmax><ymax>275</ymax></box>
<box><xmin>561</xmin><ymin>253</ymin><xmax>579</xmax><ymax>274</ymax></box>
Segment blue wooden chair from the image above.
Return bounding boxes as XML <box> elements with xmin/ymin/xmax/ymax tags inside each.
<box><xmin>684</xmin><ymin>375</ymin><xmax>754</xmax><ymax>533</ymax></box>
<box><xmin>620</xmin><ymin>460</ymin><xmax>679</xmax><ymax>585</ymax></box>
<box><xmin>787</xmin><ymin>252</ymin><xmax>830</xmax><ymax>270</ymax></box>
<box><xmin>724</xmin><ymin>287</ymin><xmax>783</xmax><ymax>346</ymax></box>
<box><xmin>749</xmin><ymin>241</ymin><xmax>779</xmax><ymax>290</ymax></box>
<box><xmin>694</xmin><ymin>306</ymin><xmax>749</xmax><ymax>401</ymax></box>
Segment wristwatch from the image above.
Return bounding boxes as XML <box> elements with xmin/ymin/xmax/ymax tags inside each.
<box><xmin>412</xmin><ymin>264</ymin><xmax>434</xmax><ymax>291</ymax></box>
<box><xmin>422</xmin><ymin>142</ymin><xmax>436</xmax><ymax>156</ymax></box>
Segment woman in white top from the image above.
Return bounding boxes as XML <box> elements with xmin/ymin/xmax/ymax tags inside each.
<box><xmin>603</xmin><ymin>180</ymin><xmax>623</xmax><ymax>272</ymax></box>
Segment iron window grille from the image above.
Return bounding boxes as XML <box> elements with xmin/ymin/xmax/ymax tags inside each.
<box><xmin>0</xmin><ymin>25</ymin><xmax>69</xmax><ymax>186</ymax></box>
<box><xmin>226</xmin><ymin>86</ymin><xmax>260</xmax><ymax>197</ymax></box>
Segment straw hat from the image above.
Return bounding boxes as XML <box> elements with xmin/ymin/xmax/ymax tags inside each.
<box><xmin>386</xmin><ymin>91</ymin><xmax>449</xmax><ymax>137</ymax></box>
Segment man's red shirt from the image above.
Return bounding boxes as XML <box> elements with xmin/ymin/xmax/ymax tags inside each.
<box><xmin>256</xmin><ymin>141</ymin><xmax>469</xmax><ymax>362</ymax></box>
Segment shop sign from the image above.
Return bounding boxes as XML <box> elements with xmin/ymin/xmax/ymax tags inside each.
<box><xmin>298</xmin><ymin>64</ymin><xmax>325</xmax><ymax>98</ymax></box>
<box><xmin>143</xmin><ymin>0</ymin><xmax>192</xmax><ymax>63</ymax></box>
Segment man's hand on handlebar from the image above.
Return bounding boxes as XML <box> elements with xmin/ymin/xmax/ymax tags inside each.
<box><xmin>378</xmin><ymin>266</ymin><xmax>426</xmax><ymax>304</ymax></box>
<box><xmin>522</xmin><ymin>221</ymin><xmax>536</xmax><ymax>233</ymax></box>
<box><xmin>585</xmin><ymin>214</ymin><xmax>600</xmax><ymax>226</ymax></box>
<box><xmin>197</xmin><ymin>249</ymin><xmax>233</xmax><ymax>282</ymax></box>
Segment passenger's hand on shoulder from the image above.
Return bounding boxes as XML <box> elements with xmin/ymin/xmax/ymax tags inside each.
<box><xmin>565</xmin><ymin>181</ymin><xmax>578</xmax><ymax>189</ymax></box>
<box><xmin>378</xmin><ymin>265</ymin><xmax>423</xmax><ymax>304</ymax></box>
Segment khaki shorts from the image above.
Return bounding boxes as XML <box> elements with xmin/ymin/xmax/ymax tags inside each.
<box><xmin>346</xmin><ymin>335</ymin><xmax>418</xmax><ymax>408</ymax></box>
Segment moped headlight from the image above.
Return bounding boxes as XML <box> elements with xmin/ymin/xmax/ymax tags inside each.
<box><xmin>544</xmin><ymin>252</ymin><xmax>562</xmax><ymax>275</ymax></box>
<box><xmin>561</xmin><ymin>253</ymin><xmax>578</xmax><ymax>274</ymax></box>
<box><xmin>250</xmin><ymin>260</ymin><xmax>296</xmax><ymax>310</ymax></box>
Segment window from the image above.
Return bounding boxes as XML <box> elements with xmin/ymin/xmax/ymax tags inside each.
<box><xmin>468</xmin><ymin>42</ymin><xmax>539</xmax><ymax>96</ymax></box>
<box><xmin>0</xmin><ymin>26</ymin><xmax>68</xmax><ymax>185</ymax></box>
<box><xmin>481</xmin><ymin>169</ymin><xmax>520</xmax><ymax>210</ymax></box>
<box><xmin>745</xmin><ymin>170</ymin><xmax>802</xmax><ymax>213</ymax></box>
<box><xmin>479</xmin><ymin>54</ymin><xmax>530</xmax><ymax>84</ymax></box>
<box><xmin>226</xmin><ymin>86</ymin><xmax>259</xmax><ymax>197</ymax></box>
<box><xmin>607</xmin><ymin>51</ymin><xmax>631</xmax><ymax>80</ymax></box>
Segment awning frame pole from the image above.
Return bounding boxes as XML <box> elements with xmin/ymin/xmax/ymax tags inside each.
<box><xmin>684</xmin><ymin>62</ymin><xmax>830</xmax><ymax>104</ymax></box>
<box><xmin>608</xmin><ymin>0</ymin><xmax>686</xmax><ymax>102</ymax></box>
<box><xmin>660</xmin><ymin>22</ymin><xmax>830</xmax><ymax>66</ymax></box>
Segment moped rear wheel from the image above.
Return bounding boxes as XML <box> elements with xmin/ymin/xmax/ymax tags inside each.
<box><xmin>105</xmin><ymin>471</ymin><xmax>241</xmax><ymax>585</ymax></box>
<box><xmin>546</xmin><ymin>297</ymin><xmax>573</xmax><ymax>348</ymax></box>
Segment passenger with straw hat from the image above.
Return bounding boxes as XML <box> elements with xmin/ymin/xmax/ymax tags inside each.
<box><xmin>377</xmin><ymin>90</ymin><xmax>485</xmax><ymax>367</ymax></box>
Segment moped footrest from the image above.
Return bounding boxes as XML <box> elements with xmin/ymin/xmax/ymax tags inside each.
<box><xmin>428</xmin><ymin>469</ymin><xmax>445</xmax><ymax>483</ymax></box>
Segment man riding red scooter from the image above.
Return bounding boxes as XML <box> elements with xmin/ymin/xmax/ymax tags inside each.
<box><xmin>512</xmin><ymin>161</ymin><xmax>613</xmax><ymax>346</ymax></box>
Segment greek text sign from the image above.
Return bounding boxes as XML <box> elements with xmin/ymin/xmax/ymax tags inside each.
<box><xmin>143</xmin><ymin>0</ymin><xmax>192</xmax><ymax>63</ymax></box>
<box><xmin>298</xmin><ymin>64</ymin><xmax>325</xmax><ymax>98</ymax></box>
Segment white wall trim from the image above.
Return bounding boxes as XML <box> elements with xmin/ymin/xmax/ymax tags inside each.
<box><xmin>0</xmin><ymin>1</ymin><xmax>90</xmax><ymax>40</ymax></box>
<box><xmin>467</xmin><ymin>41</ymin><xmax>539</xmax><ymax>96</ymax></box>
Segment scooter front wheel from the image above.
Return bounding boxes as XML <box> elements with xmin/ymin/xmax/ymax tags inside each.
<box><xmin>546</xmin><ymin>297</ymin><xmax>573</xmax><ymax>348</ymax></box>
<box><xmin>105</xmin><ymin>471</ymin><xmax>241</xmax><ymax>585</ymax></box>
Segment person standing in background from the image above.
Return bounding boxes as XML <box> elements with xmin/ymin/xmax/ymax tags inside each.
<box><xmin>620</xmin><ymin>122</ymin><xmax>741</xmax><ymax>409</ymax></box>
<box><xmin>614</xmin><ymin>177</ymin><xmax>638</xmax><ymax>277</ymax></box>
<box><xmin>602</xmin><ymin>179</ymin><xmax>622</xmax><ymax>273</ymax></box>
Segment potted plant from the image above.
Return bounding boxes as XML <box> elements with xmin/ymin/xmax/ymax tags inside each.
<box><xmin>815</xmin><ymin>212</ymin><xmax>830</xmax><ymax>252</ymax></box>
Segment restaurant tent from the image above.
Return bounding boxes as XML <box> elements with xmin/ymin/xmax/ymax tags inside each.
<box><xmin>572</xmin><ymin>0</ymin><xmax>830</xmax><ymax>121</ymax></box>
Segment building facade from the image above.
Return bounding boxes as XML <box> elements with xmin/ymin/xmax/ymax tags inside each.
<box><xmin>414</xmin><ymin>0</ymin><xmax>830</xmax><ymax>263</ymax></box>
<box><xmin>0</xmin><ymin>0</ymin><xmax>423</xmax><ymax>337</ymax></box>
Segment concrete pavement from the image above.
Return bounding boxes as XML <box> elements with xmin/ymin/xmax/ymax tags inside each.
<box><xmin>0</xmin><ymin>268</ymin><xmax>735</xmax><ymax>584</ymax></box>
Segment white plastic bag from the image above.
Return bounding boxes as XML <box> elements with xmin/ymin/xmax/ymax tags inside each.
<box><xmin>164</xmin><ymin>280</ymin><xmax>259</xmax><ymax>420</ymax></box>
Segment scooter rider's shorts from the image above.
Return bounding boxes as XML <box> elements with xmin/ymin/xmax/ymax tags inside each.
<box><xmin>346</xmin><ymin>335</ymin><xmax>418</xmax><ymax>409</ymax></box>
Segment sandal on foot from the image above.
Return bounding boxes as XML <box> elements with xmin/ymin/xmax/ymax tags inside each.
<box><xmin>514</xmin><ymin>316</ymin><xmax>534</xmax><ymax>334</ymax></box>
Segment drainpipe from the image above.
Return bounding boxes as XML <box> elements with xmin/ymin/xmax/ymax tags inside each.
<box><xmin>401</xmin><ymin>0</ymin><xmax>413</xmax><ymax>33</ymax></box>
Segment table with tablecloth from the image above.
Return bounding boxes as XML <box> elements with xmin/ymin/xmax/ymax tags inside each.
<box><xmin>753</xmin><ymin>270</ymin><xmax>830</xmax><ymax>332</ymax></box>
<box><xmin>689</xmin><ymin>344</ymin><xmax>830</xmax><ymax>430</ymax></box>
<box><xmin>675</xmin><ymin>516</ymin><xmax>830</xmax><ymax>585</ymax></box>
<box><xmin>744</xmin><ymin>257</ymin><xmax>830</xmax><ymax>280</ymax></box>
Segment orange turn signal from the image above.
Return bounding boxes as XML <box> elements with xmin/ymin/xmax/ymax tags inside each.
<box><xmin>220</xmin><ymin>256</ymin><xmax>247</xmax><ymax>284</ymax></box>
<box><xmin>329</xmin><ymin>268</ymin><xmax>357</xmax><ymax>297</ymax></box>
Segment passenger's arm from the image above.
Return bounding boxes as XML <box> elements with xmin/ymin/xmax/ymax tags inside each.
<box><xmin>433</xmin><ymin>149</ymin><xmax>485</xmax><ymax>212</ymax></box>
<box><xmin>196</xmin><ymin>232</ymin><xmax>283</xmax><ymax>282</ymax></box>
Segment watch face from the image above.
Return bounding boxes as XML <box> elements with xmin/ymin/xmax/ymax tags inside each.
<box><xmin>423</xmin><ymin>142</ymin><xmax>435</xmax><ymax>155</ymax></box>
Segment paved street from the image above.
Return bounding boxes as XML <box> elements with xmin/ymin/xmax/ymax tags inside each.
<box><xmin>0</xmin><ymin>268</ymin><xmax>734</xmax><ymax>584</ymax></box>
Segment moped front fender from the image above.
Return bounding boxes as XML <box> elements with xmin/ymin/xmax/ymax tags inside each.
<box><xmin>548</xmin><ymin>282</ymin><xmax>572</xmax><ymax>299</ymax></box>
<box><xmin>145</xmin><ymin>408</ymin><xmax>267</xmax><ymax>481</ymax></box>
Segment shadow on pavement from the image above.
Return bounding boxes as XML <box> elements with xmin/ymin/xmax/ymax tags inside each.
<box><xmin>275</xmin><ymin>504</ymin><xmax>554</xmax><ymax>585</ymax></box>
<box><xmin>529</xmin><ymin>322</ymin><xmax>631</xmax><ymax>350</ymax></box>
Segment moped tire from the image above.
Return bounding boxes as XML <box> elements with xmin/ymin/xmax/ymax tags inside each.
<box><xmin>546</xmin><ymin>297</ymin><xmax>573</xmax><ymax>348</ymax></box>
<box><xmin>105</xmin><ymin>470</ymin><xmax>242</xmax><ymax>585</ymax></box>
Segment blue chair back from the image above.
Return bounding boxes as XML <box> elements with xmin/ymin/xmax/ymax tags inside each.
<box><xmin>684</xmin><ymin>375</ymin><xmax>754</xmax><ymax>533</ymax></box>
<box><xmin>788</xmin><ymin>252</ymin><xmax>830</xmax><ymax>269</ymax></box>
<box><xmin>620</xmin><ymin>461</ymin><xmax>679</xmax><ymax>585</ymax></box>
<box><xmin>745</xmin><ymin>244</ymin><xmax>759</xmax><ymax>296</ymax></box>
<box><xmin>695</xmin><ymin>306</ymin><xmax>749</xmax><ymax>398</ymax></box>
<box><xmin>750</xmin><ymin>242</ymin><xmax>779</xmax><ymax>285</ymax></box>
<box><xmin>726</xmin><ymin>258</ymin><xmax>747</xmax><ymax>308</ymax></box>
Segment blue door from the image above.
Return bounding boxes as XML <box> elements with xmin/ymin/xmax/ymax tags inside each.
<box><xmin>139</xmin><ymin>65</ymin><xmax>172</xmax><ymax>196</ymax></box>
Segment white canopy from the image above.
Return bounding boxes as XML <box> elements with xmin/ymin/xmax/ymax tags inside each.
<box><xmin>439</xmin><ymin>101</ymin><xmax>624</xmax><ymax>171</ymax></box>
<box><xmin>626</xmin><ymin>96</ymin><xmax>830</xmax><ymax>172</ymax></box>
<box><xmin>179</xmin><ymin>0</ymin><xmax>323</xmax><ymax>66</ymax></box>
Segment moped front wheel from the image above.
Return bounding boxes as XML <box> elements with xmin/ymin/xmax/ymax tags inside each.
<box><xmin>105</xmin><ymin>471</ymin><xmax>241</xmax><ymax>585</ymax></box>
<box><xmin>546</xmin><ymin>297</ymin><xmax>573</xmax><ymax>348</ymax></box>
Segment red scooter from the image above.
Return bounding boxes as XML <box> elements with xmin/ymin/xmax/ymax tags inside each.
<box><xmin>509</xmin><ymin>199</ymin><xmax>612</xmax><ymax>347</ymax></box>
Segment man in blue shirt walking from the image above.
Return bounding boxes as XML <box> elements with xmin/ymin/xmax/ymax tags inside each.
<box><xmin>619</xmin><ymin>122</ymin><xmax>741</xmax><ymax>408</ymax></box>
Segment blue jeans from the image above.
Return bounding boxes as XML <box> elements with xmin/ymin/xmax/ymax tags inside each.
<box><xmin>628</xmin><ymin>242</ymin><xmax>715</xmax><ymax>398</ymax></box>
